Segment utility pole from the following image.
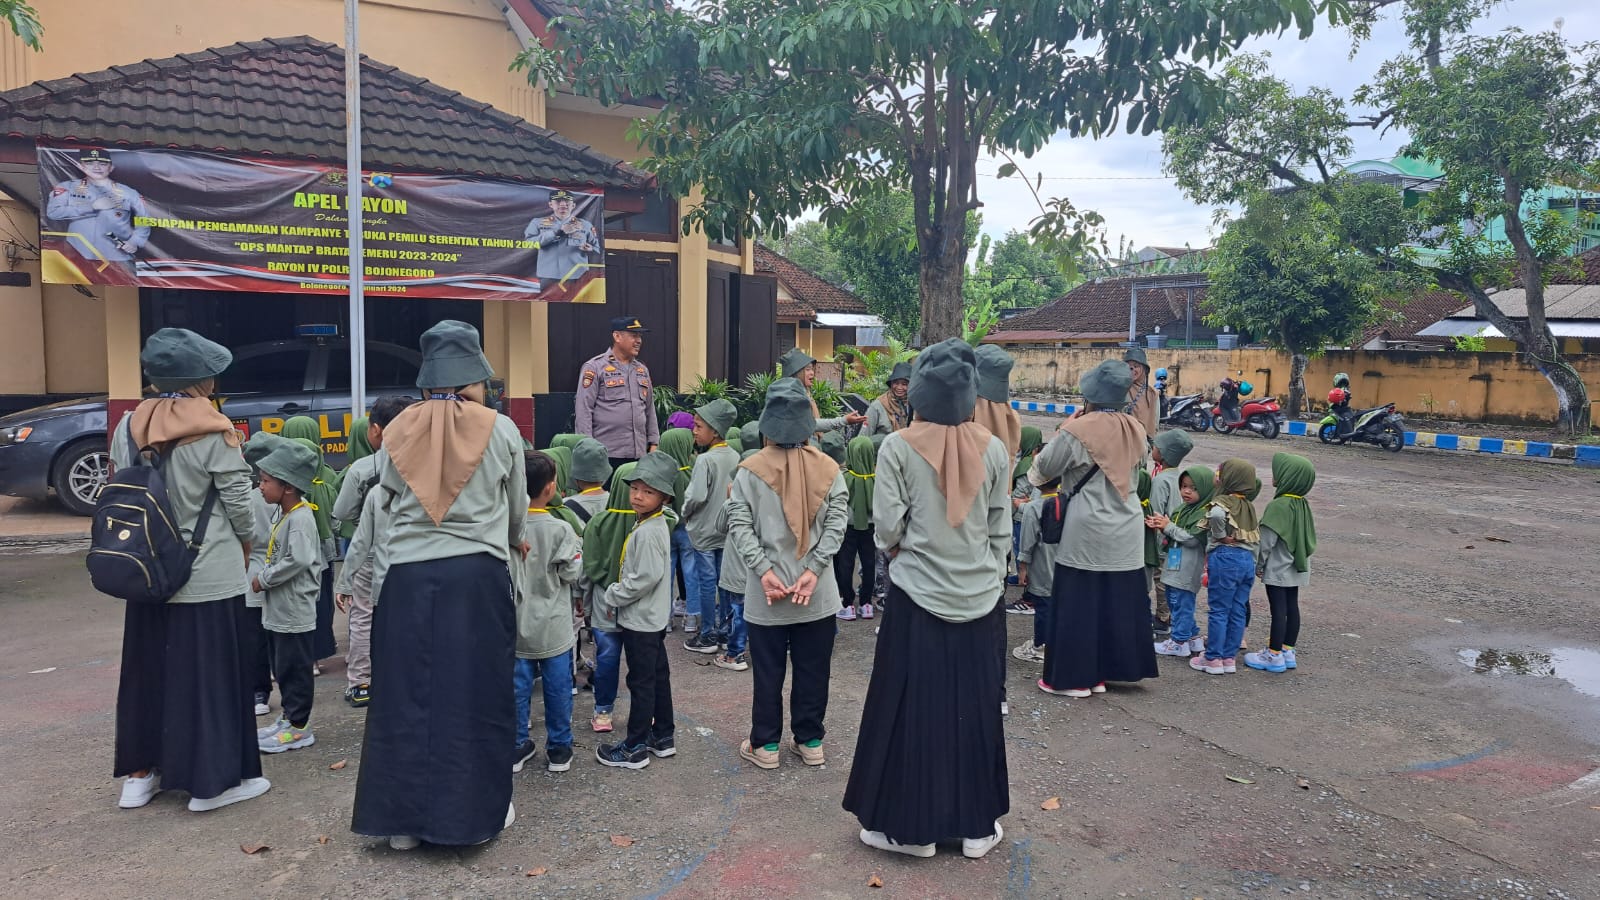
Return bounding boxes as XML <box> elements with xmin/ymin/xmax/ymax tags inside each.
<box><xmin>345</xmin><ymin>0</ymin><xmax>367</xmax><ymax>417</ymax></box>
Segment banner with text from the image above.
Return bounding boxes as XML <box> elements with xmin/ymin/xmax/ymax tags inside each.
<box><xmin>37</xmin><ymin>146</ymin><xmax>606</xmax><ymax>302</ymax></box>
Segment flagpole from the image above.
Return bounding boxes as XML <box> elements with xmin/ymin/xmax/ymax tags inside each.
<box><xmin>345</xmin><ymin>0</ymin><xmax>367</xmax><ymax>418</ymax></box>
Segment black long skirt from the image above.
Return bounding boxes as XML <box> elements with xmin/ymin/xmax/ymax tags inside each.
<box><xmin>842</xmin><ymin>586</ymin><xmax>1009</xmax><ymax>845</ymax></box>
<box><xmin>1043</xmin><ymin>565</ymin><xmax>1159</xmax><ymax>689</ymax></box>
<box><xmin>351</xmin><ymin>553</ymin><xmax>514</xmax><ymax>845</ymax></box>
<box><xmin>113</xmin><ymin>596</ymin><xmax>263</xmax><ymax>801</ymax></box>
<box><xmin>313</xmin><ymin>568</ymin><xmax>337</xmax><ymax>660</ymax></box>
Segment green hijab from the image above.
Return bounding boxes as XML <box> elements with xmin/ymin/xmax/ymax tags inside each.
<box><xmin>1172</xmin><ymin>464</ymin><xmax>1219</xmax><ymax>532</ymax></box>
<box><xmin>287</xmin><ymin>436</ymin><xmax>336</xmax><ymax>541</ymax></box>
<box><xmin>1214</xmin><ymin>458</ymin><xmax>1260</xmax><ymax>537</ymax></box>
<box><xmin>538</xmin><ymin>447</ymin><xmax>585</xmax><ymax>534</ymax></box>
<box><xmin>1260</xmin><ymin>452</ymin><xmax>1317</xmax><ymax>572</ymax></box>
<box><xmin>551</xmin><ymin>433</ymin><xmax>584</xmax><ymax>451</ymax></box>
<box><xmin>1013</xmin><ymin>425</ymin><xmax>1043</xmax><ymax>482</ymax></box>
<box><xmin>346</xmin><ymin>416</ymin><xmax>374</xmax><ymax>464</ymax></box>
<box><xmin>725</xmin><ymin>428</ymin><xmax>744</xmax><ymax>455</ymax></box>
<box><xmin>657</xmin><ymin>428</ymin><xmax>696</xmax><ymax>514</ymax></box>
<box><xmin>581</xmin><ymin>463</ymin><xmax>638</xmax><ymax>589</ymax></box>
<box><xmin>1138</xmin><ymin>467</ymin><xmax>1159</xmax><ymax>566</ymax></box>
<box><xmin>844</xmin><ymin>434</ymin><xmax>877</xmax><ymax>531</ymax></box>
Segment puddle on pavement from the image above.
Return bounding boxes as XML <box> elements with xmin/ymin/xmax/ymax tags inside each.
<box><xmin>1458</xmin><ymin>647</ymin><xmax>1600</xmax><ymax>698</ymax></box>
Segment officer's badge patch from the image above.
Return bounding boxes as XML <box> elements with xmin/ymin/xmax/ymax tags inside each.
<box><xmin>581</xmin><ymin>370</ymin><xmax>595</xmax><ymax>388</ymax></box>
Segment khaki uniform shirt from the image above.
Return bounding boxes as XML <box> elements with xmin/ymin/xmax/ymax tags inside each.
<box><xmin>258</xmin><ymin>503</ymin><xmax>325</xmax><ymax>633</ymax></box>
<box><xmin>1127</xmin><ymin>381</ymin><xmax>1159</xmax><ymax>438</ymax></box>
<box><xmin>603</xmin><ymin>512</ymin><xmax>673</xmax><ymax>632</ymax></box>
<box><xmin>1029</xmin><ymin>428</ymin><xmax>1149</xmax><ymax>573</ymax></box>
<box><xmin>513</xmin><ymin>511</ymin><xmax>584</xmax><ymax>659</ymax></box>
<box><xmin>725</xmin><ymin>468</ymin><xmax>849</xmax><ymax>626</ymax></box>
<box><xmin>575</xmin><ymin>350</ymin><xmax>660</xmax><ymax>460</ymax></box>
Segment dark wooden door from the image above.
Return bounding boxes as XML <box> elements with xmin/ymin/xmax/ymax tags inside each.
<box><xmin>546</xmin><ymin>250</ymin><xmax>679</xmax><ymax>392</ymax></box>
<box><xmin>705</xmin><ymin>268</ymin><xmax>732</xmax><ymax>383</ymax></box>
<box><xmin>733</xmin><ymin>272</ymin><xmax>778</xmax><ymax>382</ymax></box>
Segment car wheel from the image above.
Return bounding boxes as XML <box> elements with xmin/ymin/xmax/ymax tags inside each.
<box><xmin>52</xmin><ymin>438</ymin><xmax>110</xmax><ymax>516</ymax></box>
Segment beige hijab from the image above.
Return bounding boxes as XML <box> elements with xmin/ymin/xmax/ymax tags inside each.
<box><xmin>900</xmin><ymin>419</ymin><xmax>992</xmax><ymax>527</ymax></box>
<box><xmin>739</xmin><ymin>444</ymin><xmax>839</xmax><ymax>557</ymax></box>
<box><xmin>971</xmin><ymin>398</ymin><xmax>1021</xmax><ymax>460</ymax></box>
<box><xmin>876</xmin><ymin>390</ymin><xmax>910</xmax><ymax>432</ymax></box>
<box><xmin>128</xmin><ymin>381</ymin><xmax>240</xmax><ymax>451</ymax></box>
<box><xmin>1059</xmin><ymin>410</ymin><xmax>1146</xmax><ymax>500</ymax></box>
<box><xmin>382</xmin><ymin>382</ymin><xmax>497</xmax><ymax>525</ymax></box>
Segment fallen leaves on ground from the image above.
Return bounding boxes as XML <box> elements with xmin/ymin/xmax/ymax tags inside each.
<box><xmin>867</xmin><ymin>874</ymin><xmax>884</xmax><ymax>888</ymax></box>
<box><xmin>610</xmin><ymin>834</ymin><xmax>634</xmax><ymax>848</ymax></box>
<box><xmin>1225</xmin><ymin>775</ymin><xmax>1255</xmax><ymax>785</ymax></box>
<box><xmin>329</xmin><ymin>759</ymin><xmax>348</xmax><ymax>771</ymax></box>
<box><xmin>1040</xmin><ymin>796</ymin><xmax>1061</xmax><ymax>810</ymax></box>
<box><xmin>317</xmin><ymin>835</ymin><xmax>330</xmax><ymax>845</ymax></box>
<box><xmin>525</xmin><ymin>867</ymin><xmax>548</xmax><ymax>877</ymax></box>
<box><xmin>1484</xmin><ymin>536</ymin><xmax>1511</xmax><ymax>543</ymax></box>
<box><xmin>240</xmin><ymin>843</ymin><xmax>270</xmax><ymax>855</ymax></box>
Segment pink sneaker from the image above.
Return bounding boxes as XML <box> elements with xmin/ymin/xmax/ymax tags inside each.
<box><xmin>1189</xmin><ymin>655</ymin><xmax>1224</xmax><ymax>675</ymax></box>
<box><xmin>1037</xmin><ymin>679</ymin><xmax>1092</xmax><ymax>698</ymax></box>
<box><xmin>1221</xmin><ymin>657</ymin><xmax>1238</xmax><ymax>674</ymax></box>
<box><xmin>836</xmin><ymin>606</ymin><xmax>858</xmax><ymax>621</ymax></box>
<box><xmin>860</xmin><ymin>604</ymin><xmax>874</xmax><ymax>620</ymax></box>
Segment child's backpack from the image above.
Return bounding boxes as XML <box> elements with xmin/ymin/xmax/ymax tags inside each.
<box><xmin>1039</xmin><ymin>465</ymin><xmax>1100</xmax><ymax>545</ymax></box>
<box><xmin>86</xmin><ymin>446</ymin><xmax>218</xmax><ymax>604</ymax></box>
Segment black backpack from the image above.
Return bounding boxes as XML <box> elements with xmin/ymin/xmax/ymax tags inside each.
<box><xmin>1039</xmin><ymin>465</ymin><xmax>1100</xmax><ymax>546</ymax></box>
<box><xmin>86</xmin><ymin>445</ymin><xmax>218</xmax><ymax>604</ymax></box>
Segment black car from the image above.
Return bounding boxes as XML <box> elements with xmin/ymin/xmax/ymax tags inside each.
<box><xmin>0</xmin><ymin>339</ymin><xmax>422</xmax><ymax>516</ymax></box>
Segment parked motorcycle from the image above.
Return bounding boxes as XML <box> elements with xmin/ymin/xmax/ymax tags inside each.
<box><xmin>1319</xmin><ymin>402</ymin><xmax>1405</xmax><ymax>452</ymax></box>
<box><xmin>1161</xmin><ymin>392</ymin><xmax>1212</xmax><ymax>432</ymax></box>
<box><xmin>1212</xmin><ymin>395</ymin><xmax>1285</xmax><ymax>439</ymax></box>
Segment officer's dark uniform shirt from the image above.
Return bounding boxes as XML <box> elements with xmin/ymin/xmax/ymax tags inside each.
<box><xmin>575</xmin><ymin>350</ymin><xmax>660</xmax><ymax>460</ymax></box>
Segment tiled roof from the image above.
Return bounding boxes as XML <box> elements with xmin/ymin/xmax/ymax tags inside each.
<box><xmin>1360</xmin><ymin>290</ymin><xmax>1466</xmax><ymax>346</ymax></box>
<box><xmin>0</xmin><ymin>36</ymin><xmax>653</xmax><ymax>190</ymax></box>
<box><xmin>982</xmin><ymin>329</ymin><xmax>1125</xmax><ymax>343</ymax></box>
<box><xmin>990</xmin><ymin>274</ymin><xmax>1211</xmax><ymax>339</ymax></box>
<box><xmin>754</xmin><ymin>244</ymin><xmax>869</xmax><ymax>319</ymax></box>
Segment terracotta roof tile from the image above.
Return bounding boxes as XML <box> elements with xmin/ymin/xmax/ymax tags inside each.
<box><xmin>0</xmin><ymin>35</ymin><xmax>653</xmax><ymax>191</ymax></box>
<box><xmin>754</xmin><ymin>243</ymin><xmax>869</xmax><ymax>318</ymax></box>
<box><xmin>1360</xmin><ymin>290</ymin><xmax>1468</xmax><ymax>346</ymax></box>
<box><xmin>990</xmin><ymin>274</ymin><xmax>1212</xmax><ymax>340</ymax></box>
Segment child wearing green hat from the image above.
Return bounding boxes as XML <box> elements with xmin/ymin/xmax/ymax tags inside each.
<box><xmin>1191</xmin><ymin>458</ymin><xmax>1260</xmax><ymax>675</ymax></box>
<box><xmin>512</xmin><ymin>452</ymin><xmax>585</xmax><ymax>774</ymax></box>
<box><xmin>1147</xmin><ymin>430</ymin><xmax>1196</xmax><ymax>634</ymax></box>
<box><xmin>1148</xmin><ymin>465</ymin><xmax>1218</xmax><ymax>658</ymax></box>
<box><xmin>252</xmin><ymin>441</ymin><xmax>327</xmax><ymax>754</ymax></box>
<box><xmin>1245</xmin><ymin>453</ymin><xmax>1316</xmax><ymax>674</ymax></box>
<box><xmin>681</xmin><ymin>399</ymin><xmax>741</xmax><ymax>654</ymax></box>
<box><xmin>595</xmin><ymin>451</ymin><xmax>680</xmax><ymax>769</ymax></box>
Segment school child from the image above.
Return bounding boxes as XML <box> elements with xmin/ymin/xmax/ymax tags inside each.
<box><xmin>331</xmin><ymin>396</ymin><xmax>411</xmax><ymax>708</ymax></box>
<box><xmin>1245</xmin><ymin>453</ymin><xmax>1316</xmax><ymax>674</ymax></box>
<box><xmin>595</xmin><ymin>452</ymin><xmax>681</xmax><ymax>769</ymax></box>
<box><xmin>1149</xmin><ymin>465</ymin><xmax>1216</xmax><ymax>658</ymax></box>
<box><xmin>710</xmin><ymin>440</ymin><xmax>761</xmax><ymax>672</ymax></box>
<box><xmin>680</xmin><ymin>399</ymin><xmax>742</xmax><ymax>654</ymax></box>
<box><xmin>512</xmin><ymin>452</ymin><xmax>585</xmax><ymax>773</ymax></box>
<box><xmin>279</xmin><ymin>418</ymin><xmax>341</xmax><ymax>669</ymax></box>
<box><xmin>1006</xmin><ymin>426</ymin><xmax>1042</xmax><ymax>601</ymax></box>
<box><xmin>1190</xmin><ymin>459</ymin><xmax>1259</xmax><ymax>675</ymax></box>
<box><xmin>1010</xmin><ymin>475</ymin><xmax>1062</xmax><ymax>663</ymax></box>
<box><xmin>568</xmin><ymin>438</ymin><xmax>614</xmax><ymax>524</ymax></box>
<box><xmin>242</xmin><ymin>432</ymin><xmax>284</xmax><ymax>717</ymax></box>
<box><xmin>1146</xmin><ymin>430</ymin><xmax>1195</xmax><ymax>634</ymax></box>
<box><xmin>658</xmin><ymin>428</ymin><xmax>698</xmax><ymax>632</ymax></box>
<box><xmin>579</xmin><ymin>464</ymin><xmax>638</xmax><ymax>734</ymax></box>
<box><xmin>835</xmin><ymin>434</ymin><xmax>879</xmax><ymax>621</ymax></box>
<box><xmin>251</xmin><ymin>441</ymin><xmax>327</xmax><ymax>752</ymax></box>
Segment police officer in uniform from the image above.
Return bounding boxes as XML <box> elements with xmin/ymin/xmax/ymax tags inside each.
<box><xmin>576</xmin><ymin>317</ymin><xmax>660</xmax><ymax>468</ymax></box>
<box><xmin>527</xmin><ymin>189</ymin><xmax>602</xmax><ymax>284</ymax></box>
<box><xmin>46</xmin><ymin>148</ymin><xmax>151</xmax><ymax>264</ymax></box>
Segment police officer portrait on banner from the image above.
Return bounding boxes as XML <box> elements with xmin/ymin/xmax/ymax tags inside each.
<box><xmin>526</xmin><ymin>189</ymin><xmax>602</xmax><ymax>284</ymax></box>
<box><xmin>576</xmin><ymin>316</ymin><xmax>660</xmax><ymax>469</ymax></box>
<box><xmin>46</xmin><ymin>147</ymin><xmax>151</xmax><ymax>266</ymax></box>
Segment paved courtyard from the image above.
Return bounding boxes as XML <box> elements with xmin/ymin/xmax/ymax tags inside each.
<box><xmin>2</xmin><ymin>428</ymin><xmax>1598</xmax><ymax>898</ymax></box>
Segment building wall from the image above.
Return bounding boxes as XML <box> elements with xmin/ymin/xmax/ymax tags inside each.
<box><xmin>1006</xmin><ymin>346</ymin><xmax>1600</xmax><ymax>426</ymax></box>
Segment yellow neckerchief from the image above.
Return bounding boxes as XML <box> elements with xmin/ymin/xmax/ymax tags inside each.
<box><xmin>528</xmin><ymin>507</ymin><xmax>549</xmax><ymax>514</ymax></box>
<box><xmin>710</xmin><ymin>441</ymin><xmax>728</xmax><ymax>449</ymax></box>
<box><xmin>266</xmin><ymin>500</ymin><xmax>308</xmax><ymax>563</ymax></box>
<box><xmin>1282</xmin><ymin>493</ymin><xmax>1304</xmax><ymax>499</ymax></box>
<box><xmin>1039</xmin><ymin>492</ymin><xmax>1060</xmax><ymax>500</ymax></box>
<box><xmin>579</xmin><ymin>487</ymin><xmax>604</xmax><ymax>495</ymax></box>
<box><xmin>847</xmin><ymin>469</ymin><xmax>875</xmax><ymax>479</ymax></box>
<box><xmin>619</xmin><ymin>509</ymin><xmax>665</xmax><ymax>566</ymax></box>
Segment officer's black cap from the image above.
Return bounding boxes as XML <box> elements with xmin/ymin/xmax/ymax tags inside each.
<box><xmin>78</xmin><ymin>148</ymin><xmax>112</xmax><ymax>164</ymax></box>
<box><xmin>549</xmin><ymin>189</ymin><xmax>575</xmax><ymax>202</ymax></box>
<box><xmin>610</xmin><ymin>316</ymin><xmax>649</xmax><ymax>333</ymax></box>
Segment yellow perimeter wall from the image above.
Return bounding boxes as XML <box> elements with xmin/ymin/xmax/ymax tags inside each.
<box><xmin>1004</xmin><ymin>346</ymin><xmax>1600</xmax><ymax>426</ymax></box>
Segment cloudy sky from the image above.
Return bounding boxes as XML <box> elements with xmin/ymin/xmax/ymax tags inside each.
<box><xmin>972</xmin><ymin>0</ymin><xmax>1600</xmax><ymax>253</ymax></box>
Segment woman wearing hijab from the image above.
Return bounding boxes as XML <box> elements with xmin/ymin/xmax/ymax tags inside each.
<box><xmin>278</xmin><ymin>417</ymin><xmax>340</xmax><ymax>666</ymax></box>
<box><xmin>1246</xmin><ymin>454</ymin><xmax>1315</xmax><ymax>674</ymax></box>
<box><xmin>351</xmin><ymin>321</ymin><xmax>528</xmax><ymax>850</ymax></box>
<box><xmin>972</xmin><ymin>344</ymin><xmax>1023</xmax><ymax>707</ymax></box>
<box><xmin>864</xmin><ymin>361</ymin><xmax>912</xmax><ymax>437</ymax></box>
<box><xmin>111</xmin><ymin>328</ymin><xmax>269</xmax><ymax>812</ymax></box>
<box><xmin>727</xmin><ymin>380</ymin><xmax>849</xmax><ymax>770</ymax></box>
<box><xmin>843</xmin><ymin>338</ymin><xmax>1012</xmax><ymax>860</ymax></box>
<box><xmin>778</xmin><ymin>347</ymin><xmax>867</xmax><ymax>435</ymax></box>
<box><xmin>1032</xmin><ymin>359</ymin><xmax>1158</xmax><ymax>698</ymax></box>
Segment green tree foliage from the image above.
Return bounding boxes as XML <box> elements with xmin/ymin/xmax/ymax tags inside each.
<box><xmin>1</xmin><ymin>2</ymin><xmax>40</xmax><ymax>50</ymax></box>
<box><xmin>1206</xmin><ymin>190</ymin><xmax>1384</xmax><ymax>416</ymax></box>
<box><xmin>966</xmin><ymin>230</ymin><xmax>1074</xmax><ymax>311</ymax></box>
<box><xmin>518</xmin><ymin>0</ymin><xmax>1351</xmax><ymax>345</ymax></box>
<box><xmin>825</xmin><ymin>189</ymin><xmax>924</xmax><ymax>344</ymax></box>
<box><xmin>773</xmin><ymin>220</ymin><xmax>850</xmax><ymax>288</ymax></box>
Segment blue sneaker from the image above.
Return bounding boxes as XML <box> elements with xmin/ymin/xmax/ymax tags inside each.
<box><xmin>1283</xmin><ymin>647</ymin><xmax>1298</xmax><ymax>669</ymax></box>
<box><xmin>1244</xmin><ymin>650</ymin><xmax>1288</xmax><ymax>673</ymax></box>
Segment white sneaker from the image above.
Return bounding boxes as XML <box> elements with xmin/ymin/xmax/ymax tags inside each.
<box><xmin>188</xmin><ymin>777</ymin><xmax>271</xmax><ymax>812</ymax></box>
<box><xmin>253</xmin><ymin>700</ymin><xmax>271</xmax><ymax>716</ymax></box>
<box><xmin>1154</xmin><ymin>638</ymin><xmax>1190</xmax><ymax>657</ymax></box>
<box><xmin>836</xmin><ymin>606</ymin><xmax>858</xmax><ymax>621</ymax></box>
<box><xmin>859</xmin><ymin>828</ymin><xmax>935</xmax><ymax>858</ymax></box>
<box><xmin>962</xmin><ymin>821</ymin><xmax>1004</xmax><ymax>859</ymax></box>
<box><xmin>1186</xmin><ymin>638</ymin><xmax>1207</xmax><ymax>654</ymax></box>
<box><xmin>256</xmin><ymin>717</ymin><xmax>288</xmax><ymax>740</ymax></box>
<box><xmin>118</xmin><ymin>771</ymin><xmax>160</xmax><ymax>809</ymax></box>
<box><xmin>389</xmin><ymin>835</ymin><xmax>421</xmax><ymax>851</ymax></box>
<box><xmin>1000</xmin><ymin>701</ymin><xmax>1009</xmax><ymax>716</ymax></box>
<box><xmin>1012</xmin><ymin>640</ymin><xmax>1045</xmax><ymax>663</ymax></box>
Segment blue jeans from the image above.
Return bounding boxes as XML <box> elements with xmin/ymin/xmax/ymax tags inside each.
<box><xmin>686</xmin><ymin>546</ymin><xmax>721</xmax><ymax>635</ymax></box>
<box><xmin>1028</xmin><ymin>591</ymin><xmax>1052</xmax><ymax>647</ymax></box>
<box><xmin>514</xmin><ymin>651</ymin><xmax>574</xmax><ymax>749</ymax></box>
<box><xmin>721</xmin><ymin>590</ymin><xmax>747</xmax><ymax>656</ymax></box>
<box><xmin>1166</xmin><ymin>585</ymin><xmax>1199</xmax><ymax>643</ymax></box>
<box><xmin>1205</xmin><ymin>546</ymin><xmax>1255</xmax><ymax>660</ymax></box>
<box><xmin>592</xmin><ymin>629</ymin><xmax>623</xmax><ymax>713</ymax></box>
<box><xmin>670</xmin><ymin>527</ymin><xmax>695</xmax><ymax>610</ymax></box>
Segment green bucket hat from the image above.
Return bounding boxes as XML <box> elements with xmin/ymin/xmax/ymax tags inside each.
<box><xmin>1081</xmin><ymin>359</ymin><xmax>1132</xmax><ymax>408</ymax></box>
<box><xmin>1123</xmin><ymin>346</ymin><xmax>1149</xmax><ymax>369</ymax></box>
<box><xmin>257</xmin><ymin>440</ymin><xmax>319</xmax><ymax>494</ymax></box>
<box><xmin>141</xmin><ymin>328</ymin><xmax>233</xmax><ymax>392</ymax></box>
<box><xmin>1153</xmin><ymin>430</ymin><xmax>1194</xmax><ymax>468</ymax></box>
<box><xmin>974</xmin><ymin>344</ymin><xmax>1014</xmax><ymax>404</ymax></box>
<box><xmin>818</xmin><ymin>430</ymin><xmax>847</xmax><ymax>463</ymax></box>
<box><xmin>626</xmin><ymin>450</ymin><xmax>680</xmax><ymax>498</ymax></box>
<box><xmin>571</xmin><ymin>436</ymin><xmax>614</xmax><ymax>485</ymax></box>
<box><xmin>759</xmin><ymin>378</ymin><xmax>817</xmax><ymax>446</ymax></box>
<box><xmin>242</xmin><ymin>430</ymin><xmax>286</xmax><ymax>467</ymax></box>
<box><xmin>739</xmin><ymin>421</ymin><xmax>762</xmax><ymax>453</ymax></box>
<box><xmin>886</xmin><ymin>361</ymin><xmax>912</xmax><ymax>385</ymax></box>
<box><xmin>416</xmin><ymin>319</ymin><xmax>494</xmax><ymax>389</ymax></box>
<box><xmin>779</xmin><ymin>347</ymin><xmax>816</xmax><ymax>379</ymax></box>
<box><xmin>694</xmin><ymin>398</ymin><xmax>739</xmax><ymax>438</ymax></box>
<box><xmin>908</xmin><ymin>338</ymin><xmax>977</xmax><ymax>426</ymax></box>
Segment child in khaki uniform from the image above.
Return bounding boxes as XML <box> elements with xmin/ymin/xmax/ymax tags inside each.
<box><xmin>252</xmin><ymin>440</ymin><xmax>326</xmax><ymax>753</ymax></box>
<box><xmin>512</xmin><ymin>452</ymin><xmax>585</xmax><ymax>773</ymax></box>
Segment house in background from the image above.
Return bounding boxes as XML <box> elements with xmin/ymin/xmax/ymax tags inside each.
<box><xmin>984</xmin><ymin>272</ymin><xmax>1219</xmax><ymax>349</ymax></box>
<box><xmin>754</xmin><ymin>244</ymin><xmax>886</xmax><ymax>359</ymax></box>
<box><xmin>1416</xmin><ymin>247</ymin><xmax>1600</xmax><ymax>354</ymax></box>
<box><xmin>1356</xmin><ymin>290</ymin><xmax>1465</xmax><ymax>350</ymax></box>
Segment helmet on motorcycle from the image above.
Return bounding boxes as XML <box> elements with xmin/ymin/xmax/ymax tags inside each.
<box><xmin>1328</xmin><ymin>388</ymin><xmax>1349</xmax><ymax>404</ymax></box>
<box><xmin>1155</xmin><ymin>367</ymin><xmax>1169</xmax><ymax>379</ymax></box>
<box><xmin>1238</xmin><ymin>380</ymin><xmax>1254</xmax><ymax>397</ymax></box>
<box><xmin>1219</xmin><ymin>377</ymin><xmax>1236</xmax><ymax>390</ymax></box>
<box><xmin>1333</xmin><ymin>372</ymin><xmax>1350</xmax><ymax>388</ymax></box>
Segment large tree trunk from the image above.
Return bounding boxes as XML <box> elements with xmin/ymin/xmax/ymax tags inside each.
<box><xmin>918</xmin><ymin>242</ymin><xmax>965</xmax><ymax>345</ymax></box>
<box><xmin>1286</xmin><ymin>351</ymin><xmax>1309</xmax><ymax>419</ymax></box>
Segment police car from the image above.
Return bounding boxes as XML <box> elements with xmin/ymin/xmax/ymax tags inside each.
<box><xmin>0</xmin><ymin>334</ymin><xmax>422</xmax><ymax>516</ymax></box>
